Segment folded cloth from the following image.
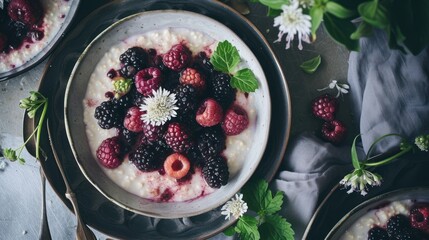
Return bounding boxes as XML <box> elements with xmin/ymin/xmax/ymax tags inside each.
<box><xmin>274</xmin><ymin>31</ymin><xmax>429</xmax><ymax>240</ymax></box>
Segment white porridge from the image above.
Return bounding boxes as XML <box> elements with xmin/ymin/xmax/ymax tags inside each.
<box><xmin>83</xmin><ymin>28</ymin><xmax>257</xmax><ymax>202</ymax></box>
<box><xmin>0</xmin><ymin>0</ymin><xmax>73</xmax><ymax>72</ymax></box>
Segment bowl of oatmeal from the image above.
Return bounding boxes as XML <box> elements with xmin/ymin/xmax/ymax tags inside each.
<box><xmin>0</xmin><ymin>0</ymin><xmax>79</xmax><ymax>80</ymax></box>
<box><xmin>326</xmin><ymin>188</ymin><xmax>429</xmax><ymax>240</ymax></box>
<box><xmin>64</xmin><ymin>10</ymin><xmax>271</xmax><ymax>218</ymax></box>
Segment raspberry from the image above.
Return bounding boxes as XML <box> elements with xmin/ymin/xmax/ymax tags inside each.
<box><xmin>368</xmin><ymin>227</ymin><xmax>389</xmax><ymax>240</ymax></box>
<box><xmin>143</xmin><ymin>123</ymin><xmax>163</xmax><ymax>143</ymax></box>
<box><xmin>202</xmin><ymin>156</ymin><xmax>229</xmax><ymax>188</ymax></box>
<box><xmin>164</xmin><ymin>122</ymin><xmax>192</xmax><ymax>153</ymax></box>
<box><xmin>221</xmin><ymin>105</ymin><xmax>249</xmax><ymax>136</ymax></box>
<box><xmin>198</xmin><ymin>126</ymin><xmax>226</xmax><ymax>160</ymax></box>
<box><xmin>163</xmin><ymin>153</ymin><xmax>191</xmax><ymax>179</ymax></box>
<box><xmin>129</xmin><ymin>144</ymin><xmax>162</xmax><ymax>172</ymax></box>
<box><xmin>174</xmin><ymin>84</ymin><xmax>197</xmax><ymax>114</ymax></box>
<box><xmin>94</xmin><ymin>100</ymin><xmax>124</xmax><ymax>129</ymax></box>
<box><xmin>96</xmin><ymin>137</ymin><xmax>123</xmax><ymax>169</ymax></box>
<box><xmin>179</xmin><ymin>68</ymin><xmax>206</xmax><ymax>91</ymax></box>
<box><xmin>196</xmin><ymin>98</ymin><xmax>223</xmax><ymax>127</ymax></box>
<box><xmin>410</xmin><ymin>204</ymin><xmax>429</xmax><ymax>233</ymax></box>
<box><xmin>135</xmin><ymin>67</ymin><xmax>163</xmax><ymax>97</ymax></box>
<box><xmin>210</xmin><ymin>72</ymin><xmax>236</xmax><ymax>109</ymax></box>
<box><xmin>162</xmin><ymin>44</ymin><xmax>191</xmax><ymax>71</ymax></box>
<box><xmin>119</xmin><ymin>47</ymin><xmax>147</xmax><ymax>77</ymax></box>
<box><xmin>311</xmin><ymin>94</ymin><xmax>338</xmax><ymax>121</ymax></box>
<box><xmin>321</xmin><ymin>120</ymin><xmax>347</xmax><ymax>144</ymax></box>
<box><xmin>7</xmin><ymin>0</ymin><xmax>43</xmax><ymax>26</ymax></box>
<box><xmin>123</xmin><ymin>106</ymin><xmax>144</xmax><ymax>132</ymax></box>
<box><xmin>0</xmin><ymin>33</ymin><xmax>7</xmax><ymax>52</ymax></box>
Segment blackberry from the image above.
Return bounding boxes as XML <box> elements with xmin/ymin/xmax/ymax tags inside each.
<box><xmin>119</xmin><ymin>127</ymin><xmax>138</xmax><ymax>147</ymax></box>
<box><xmin>387</xmin><ymin>214</ymin><xmax>412</xmax><ymax>238</ymax></box>
<box><xmin>193</xmin><ymin>52</ymin><xmax>214</xmax><ymax>74</ymax></box>
<box><xmin>368</xmin><ymin>227</ymin><xmax>389</xmax><ymax>240</ymax></box>
<box><xmin>187</xmin><ymin>145</ymin><xmax>204</xmax><ymax>167</ymax></box>
<box><xmin>112</xmin><ymin>93</ymin><xmax>133</xmax><ymax>110</ymax></box>
<box><xmin>174</xmin><ymin>84</ymin><xmax>197</xmax><ymax>114</ymax></box>
<box><xmin>202</xmin><ymin>156</ymin><xmax>229</xmax><ymax>188</ymax></box>
<box><xmin>129</xmin><ymin>144</ymin><xmax>162</xmax><ymax>172</ymax></box>
<box><xmin>94</xmin><ymin>100</ymin><xmax>123</xmax><ymax>129</ymax></box>
<box><xmin>7</xmin><ymin>21</ymin><xmax>27</xmax><ymax>48</ymax></box>
<box><xmin>163</xmin><ymin>71</ymin><xmax>180</xmax><ymax>92</ymax></box>
<box><xmin>129</xmin><ymin>86</ymin><xmax>145</xmax><ymax>106</ymax></box>
<box><xmin>175</xmin><ymin>108</ymin><xmax>201</xmax><ymax>133</ymax></box>
<box><xmin>210</xmin><ymin>72</ymin><xmax>235</xmax><ymax>109</ymax></box>
<box><xmin>119</xmin><ymin>47</ymin><xmax>147</xmax><ymax>77</ymax></box>
<box><xmin>197</xmin><ymin>126</ymin><xmax>225</xmax><ymax>160</ymax></box>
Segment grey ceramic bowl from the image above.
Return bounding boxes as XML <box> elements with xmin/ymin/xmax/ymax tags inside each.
<box><xmin>64</xmin><ymin>10</ymin><xmax>271</xmax><ymax>218</ymax></box>
<box><xmin>326</xmin><ymin>187</ymin><xmax>429</xmax><ymax>239</ymax></box>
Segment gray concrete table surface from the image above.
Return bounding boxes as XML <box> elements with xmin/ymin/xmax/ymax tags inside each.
<box><xmin>0</xmin><ymin>1</ymin><xmax>351</xmax><ymax>239</ymax></box>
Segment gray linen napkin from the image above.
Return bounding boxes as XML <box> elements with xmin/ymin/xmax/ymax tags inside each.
<box><xmin>273</xmin><ymin>31</ymin><xmax>429</xmax><ymax>239</ymax></box>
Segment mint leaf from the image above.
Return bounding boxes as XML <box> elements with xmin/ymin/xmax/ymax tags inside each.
<box><xmin>223</xmin><ymin>226</ymin><xmax>236</xmax><ymax>236</ymax></box>
<box><xmin>351</xmin><ymin>21</ymin><xmax>373</xmax><ymax>40</ymax></box>
<box><xmin>260</xmin><ymin>215</ymin><xmax>294</xmax><ymax>240</ymax></box>
<box><xmin>299</xmin><ymin>55</ymin><xmax>321</xmax><ymax>74</ymax></box>
<box><xmin>242</xmin><ymin>180</ymin><xmax>283</xmax><ymax>215</ymax></box>
<box><xmin>259</xmin><ymin>0</ymin><xmax>289</xmax><ymax>10</ymax></box>
<box><xmin>210</xmin><ymin>40</ymin><xmax>240</xmax><ymax>73</ymax></box>
<box><xmin>235</xmin><ymin>215</ymin><xmax>260</xmax><ymax>240</ymax></box>
<box><xmin>325</xmin><ymin>2</ymin><xmax>356</xmax><ymax>19</ymax></box>
<box><xmin>323</xmin><ymin>13</ymin><xmax>359</xmax><ymax>51</ymax></box>
<box><xmin>310</xmin><ymin>7</ymin><xmax>324</xmax><ymax>38</ymax></box>
<box><xmin>358</xmin><ymin>0</ymin><xmax>389</xmax><ymax>29</ymax></box>
<box><xmin>231</xmin><ymin>68</ymin><xmax>258</xmax><ymax>93</ymax></box>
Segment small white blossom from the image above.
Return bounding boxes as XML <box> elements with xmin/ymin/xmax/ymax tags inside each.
<box><xmin>221</xmin><ymin>193</ymin><xmax>248</xmax><ymax>220</ymax></box>
<box><xmin>317</xmin><ymin>80</ymin><xmax>350</xmax><ymax>98</ymax></box>
<box><xmin>140</xmin><ymin>88</ymin><xmax>178</xmax><ymax>126</ymax></box>
<box><xmin>274</xmin><ymin>1</ymin><xmax>311</xmax><ymax>50</ymax></box>
<box><xmin>340</xmin><ymin>169</ymin><xmax>382</xmax><ymax>196</ymax></box>
<box><xmin>298</xmin><ymin>0</ymin><xmax>314</xmax><ymax>8</ymax></box>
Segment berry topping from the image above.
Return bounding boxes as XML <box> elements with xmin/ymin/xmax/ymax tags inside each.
<box><xmin>312</xmin><ymin>94</ymin><xmax>338</xmax><ymax>121</ymax></box>
<box><xmin>143</xmin><ymin>123</ymin><xmax>163</xmax><ymax>143</ymax></box>
<box><xmin>162</xmin><ymin>44</ymin><xmax>191</xmax><ymax>71</ymax></box>
<box><xmin>210</xmin><ymin>72</ymin><xmax>236</xmax><ymax>109</ymax></box>
<box><xmin>96</xmin><ymin>137</ymin><xmax>123</xmax><ymax>169</ymax></box>
<box><xmin>198</xmin><ymin>126</ymin><xmax>226</xmax><ymax>160</ymax></box>
<box><xmin>174</xmin><ymin>84</ymin><xmax>197</xmax><ymax>114</ymax></box>
<box><xmin>164</xmin><ymin>122</ymin><xmax>192</xmax><ymax>153</ymax></box>
<box><xmin>179</xmin><ymin>67</ymin><xmax>206</xmax><ymax>91</ymax></box>
<box><xmin>222</xmin><ymin>105</ymin><xmax>249</xmax><ymax>136</ymax></box>
<box><xmin>202</xmin><ymin>156</ymin><xmax>229</xmax><ymax>188</ymax></box>
<box><xmin>129</xmin><ymin>144</ymin><xmax>162</xmax><ymax>172</ymax></box>
<box><xmin>94</xmin><ymin>100</ymin><xmax>124</xmax><ymax>129</ymax></box>
<box><xmin>187</xmin><ymin>145</ymin><xmax>204</xmax><ymax>167</ymax></box>
<box><xmin>410</xmin><ymin>204</ymin><xmax>429</xmax><ymax>233</ymax></box>
<box><xmin>196</xmin><ymin>98</ymin><xmax>223</xmax><ymax>127</ymax></box>
<box><xmin>368</xmin><ymin>227</ymin><xmax>389</xmax><ymax>240</ymax></box>
<box><xmin>119</xmin><ymin>47</ymin><xmax>147</xmax><ymax>77</ymax></box>
<box><xmin>321</xmin><ymin>119</ymin><xmax>347</xmax><ymax>144</ymax></box>
<box><xmin>7</xmin><ymin>0</ymin><xmax>42</xmax><ymax>26</ymax></box>
<box><xmin>387</xmin><ymin>214</ymin><xmax>412</xmax><ymax>238</ymax></box>
<box><xmin>123</xmin><ymin>106</ymin><xmax>144</xmax><ymax>132</ymax></box>
<box><xmin>119</xmin><ymin>127</ymin><xmax>138</xmax><ymax>146</ymax></box>
<box><xmin>194</xmin><ymin>51</ymin><xmax>214</xmax><ymax>73</ymax></box>
<box><xmin>134</xmin><ymin>67</ymin><xmax>163</xmax><ymax>97</ymax></box>
<box><xmin>6</xmin><ymin>20</ymin><xmax>27</xmax><ymax>48</ymax></box>
<box><xmin>163</xmin><ymin>153</ymin><xmax>191</xmax><ymax>179</ymax></box>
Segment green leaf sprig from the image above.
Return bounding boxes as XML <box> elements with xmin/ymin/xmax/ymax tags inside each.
<box><xmin>224</xmin><ymin>180</ymin><xmax>295</xmax><ymax>240</ymax></box>
<box><xmin>210</xmin><ymin>40</ymin><xmax>259</xmax><ymax>93</ymax></box>
<box><xmin>2</xmin><ymin>91</ymin><xmax>48</xmax><ymax>164</ymax></box>
<box><xmin>300</xmin><ymin>55</ymin><xmax>322</xmax><ymax>74</ymax></box>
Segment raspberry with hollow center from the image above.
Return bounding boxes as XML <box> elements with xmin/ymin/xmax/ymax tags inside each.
<box><xmin>196</xmin><ymin>98</ymin><xmax>223</xmax><ymax>127</ymax></box>
<box><xmin>221</xmin><ymin>105</ymin><xmax>249</xmax><ymax>136</ymax></box>
<box><xmin>135</xmin><ymin>67</ymin><xmax>163</xmax><ymax>96</ymax></box>
<box><xmin>410</xmin><ymin>204</ymin><xmax>429</xmax><ymax>233</ymax></box>
<box><xmin>321</xmin><ymin>119</ymin><xmax>347</xmax><ymax>144</ymax></box>
<box><xmin>179</xmin><ymin>67</ymin><xmax>206</xmax><ymax>91</ymax></box>
<box><xmin>164</xmin><ymin>153</ymin><xmax>191</xmax><ymax>179</ymax></box>
<box><xmin>311</xmin><ymin>94</ymin><xmax>338</xmax><ymax>121</ymax></box>
<box><xmin>96</xmin><ymin>137</ymin><xmax>122</xmax><ymax>169</ymax></box>
<box><xmin>123</xmin><ymin>106</ymin><xmax>144</xmax><ymax>132</ymax></box>
<box><xmin>162</xmin><ymin>44</ymin><xmax>191</xmax><ymax>72</ymax></box>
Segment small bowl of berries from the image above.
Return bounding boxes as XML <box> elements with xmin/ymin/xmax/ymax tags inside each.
<box><xmin>326</xmin><ymin>188</ymin><xmax>429</xmax><ymax>240</ymax></box>
<box><xmin>64</xmin><ymin>11</ymin><xmax>271</xmax><ymax>218</ymax></box>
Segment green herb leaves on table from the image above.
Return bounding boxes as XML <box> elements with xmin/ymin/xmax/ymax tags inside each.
<box><xmin>210</xmin><ymin>40</ymin><xmax>259</xmax><ymax>93</ymax></box>
<box><xmin>300</xmin><ymin>55</ymin><xmax>322</xmax><ymax>74</ymax></box>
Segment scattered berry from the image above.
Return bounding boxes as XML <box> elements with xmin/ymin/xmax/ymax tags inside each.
<box><xmin>123</xmin><ymin>106</ymin><xmax>144</xmax><ymax>132</ymax></box>
<box><xmin>311</xmin><ymin>94</ymin><xmax>338</xmax><ymax>121</ymax></box>
<box><xmin>410</xmin><ymin>204</ymin><xmax>429</xmax><ymax>233</ymax></box>
<box><xmin>94</xmin><ymin>100</ymin><xmax>124</xmax><ymax>129</ymax></box>
<box><xmin>321</xmin><ymin>119</ymin><xmax>347</xmax><ymax>144</ymax></box>
<box><xmin>368</xmin><ymin>227</ymin><xmax>389</xmax><ymax>240</ymax></box>
<box><xmin>179</xmin><ymin>67</ymin><xmax>206</xmax><ymax>91</ymax></box>
<box><xmin>96</xmin><ymin>137</ymin><xmax>122</xmax><ymax>169</ymax></box>
<box><xmin>129</xmin><ymin>144</ymin><xmax>162</xmax><ymax>172</ymax></box>
<box><xmin>143</xmin><ymin>123</ymin><xmax>163</xmax><ymax>142</ymax></box>
<box><xmin>119</xmin><ymin>47</ymin><xmax>147</xmax><ymax>77</ymax></box>
<box><xmin>210</xmin><ymin>72</ymin><xmax>235</xmax><ymax>109</ymax></box>
<box><xmin>164</xmin><ymin>122</ymin><xmax>192</xmax><ymax>153</ymax></box>
<box><xmin>222</xmin><ymin>105</ymin><xmax>249</xmax><ymax>136</ymax></box>
<box><xmin>134</xmin><ymin>67</ymin><xmax>163</xmax><ymax>96</ymax></box>
<box><xmin>163</xmin><ymin>153</ymin><xmax>191</xmax><ymax>179</ymax></box>
<box><xmin>7</xmin><ymin>0</ymin><xmax>42</xmax><ymax>26</ymax></box>
<box><xmin>174</xmin><ymin>84</ymin><xmax>197</xmax><ymax>114</ymax></box>
<box><xmin>196</xmin><ymin>98</ymin><xmax>223</xmax><ymax>127</ymax></box>
<box><xmin>202</xmin><ymin>156</ymin><xmax>229</xmax><ymax>188</ymax></box>
<box><xmin>198</xmin><ymin>126</ymin><xmax>226</xmax><ymax>160</ymax></box>
<box><xmin>162</xmin><ymin>44</ymin><xmax>191</xmax><ymax>71</ymax></box>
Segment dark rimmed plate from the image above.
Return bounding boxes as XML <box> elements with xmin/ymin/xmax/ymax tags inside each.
<box><xmin>24</xmin><ymin>0</ymin><xmax>291</xmax><ymax>239</ymax></box>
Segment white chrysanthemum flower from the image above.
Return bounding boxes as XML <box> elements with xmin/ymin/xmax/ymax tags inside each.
<box><xmin>140</xmin><ymin>88</ymin><xmax>178</xmax><ymax>126</ymax></box>
<box><xmin>298</xmin><ymin>0</ymin><xmax>314</xmax><ymax>8</ymax></box>
<box><xmin>221</xmin><ymin>193</ymin><xmax>248</xmax><ymax>220</ymax></box>
<box><xmin>274</xmin><ymin>1</ymin><xmax>311</xmax><ymax>50</ymax></box>
<box><xmin>340</xmin><ymin>169</ymin><xmax>382</xmax><ymax>196</ymax></box>
<box><xmin>317</xmin><ymin>80</ymin><xmax>350</xmax><ymax>98</ymax></box>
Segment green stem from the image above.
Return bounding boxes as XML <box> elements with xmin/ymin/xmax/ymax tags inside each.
<box><xmin>364</xmin><ymin>133</ymin><xmax>404</xmax><ymax>162</ymax></box>
<box><xmin>35</xmin><ymin>101</ymin><xmax>48</xmax><ymax>160</ymax></box>
<box><xmin>362</xmin><ymin>146</ymin><xmax>412</xmax><ymax>167</ymax></box>
<box><xmin>17</xmin><ymin>125</ymin><xmax>40</xmax><ymax>157</ymax></box>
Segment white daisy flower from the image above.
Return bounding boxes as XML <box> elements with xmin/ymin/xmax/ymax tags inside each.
<box><xmin>221</xmin><ymin>193</ymin><xmax>248</xmax><ymax>220</ymax></box>
<box><xmin>140</xmin><ymin>88</ymin><xmax>178</xmax><ymax>126</ymax></box>
<box><xmin>317</xmin><ymin>80</ymin><xmax>350</xmax><ymax>98</ymax></box>
<box><xmin>340</xmin><ymin>169</ymin><xmax>382</xmax><ymax>196</ymax></box>
<box><xmin>274</xmin><ymin>1</ymin><xmax>312</xmax><ymax>50</ymax></box>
